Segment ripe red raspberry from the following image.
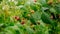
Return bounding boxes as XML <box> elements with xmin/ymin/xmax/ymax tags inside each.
<box><xmin>34</xmin><ymin>0</ymin><xmax>37</xmax><ymax>2</ymax></box>
<box><xmin>15</xmin><ymin>16</ymin><xmax>20</xmax><ymax>20</ymax></box>
<box><xmin>21</xmin><ymin>21</ymin><xmax>25</xmax><ymax>25</ymax></box>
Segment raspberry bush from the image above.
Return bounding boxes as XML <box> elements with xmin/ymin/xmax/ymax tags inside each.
<box><xmin>0</xmin><ymin>0</ymin><xmax>60</xmax><ymax>34</ymax></box>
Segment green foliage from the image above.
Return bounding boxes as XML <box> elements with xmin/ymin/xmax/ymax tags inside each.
<box><xmin>0</xmin><ymin>0</ymin><xmax>60</xmax><ymax>34</ymax></box>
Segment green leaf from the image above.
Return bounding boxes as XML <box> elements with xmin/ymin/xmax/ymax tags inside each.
<box><xmin>55</xmin><ymin>4</ymin><xmax>60</xmax><ymax>14</ymax></box>
<box><xmin>26</xmin><ymin>27</ymin><xmax>34</xmax><ymax>34</ymax></box>
<box><xmin>41</xmin><ymin>12</ymin><xmax>57</xmax><ymax>26</ymax></box>
<box><xmin>9</xmin><ymin>22</ymin><xmax>14</xmax><ymax>26</ymax></box>
<box><xmin>15</xmin><ymin>30</ymin><xmax>20</xmax><ymax>34</ymax></box>
<box><xmin>29</xmin><ymin>15</ymin><xmax>36</xmax><ymax>25</ymax></box>
<box><xmin>39</xmin><ymin>0</ymin><xmax>47</xmax><ymax>7</ymax></box>
<box><xmin>30</xmin><ymin>4</ymin><xmax>37</xmax><ymax>11</ymax></box>
<box><xmin>41</xmin><ymin>12</ymin><xmax>51</xmax><ymax>24</ymax></box>
<box><xmin>49</xmin><ymin>8</ymin><xmax>56</xmax><ymax>13</ymax></box>
<box><xmin>0</xmin><ymin>0</ymin><xmax>2</xmax><ymax>3</ymax></box>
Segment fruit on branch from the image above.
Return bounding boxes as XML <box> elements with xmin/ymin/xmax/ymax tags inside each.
<box><xmin>22</xmin><ymin>17</ymin><xmax>25</xmax><ymax>20</ymax></box>
<box><xmin>30</xmin><ymin>10</ymin><xmax>35</xmax><ymax>14</ymax></box>
<box><xmin>30</xmin><ymin>24</ymin><xmax>35</xmax><ymax>28</ymax></box>
<box><xmin>0</xmin><ymin>0</ymin><xmax>60</xmax><ymax>34</ymax></box>
<box><xmin>21</xmin><ymin>21</ymin><xmax>25</xmax><ymax>25</ymax></box>
<box><xmin>47</xmin><ymin>0</ymin><xmax>53</xmax><ymax>5</ymax></box>
<box><xmin>27</xmin><ymin>14</ymin><xmax>31</xmax><ymax>17</ymax></box>
<box><xmin>15</xmin><ymin>16</ymin><xmax>20</xmax><ymax>21</ymax></box>
<box><xmin>21</xmin><ymin>18</ymin><xmax>26</xmax><ymax>25</ymax></box>
<box><xmin>34</xmin><ymin>0</ymin><xmax>36</xmax><ymax>2</ymax></box>
<box><xmin>37</xmin><ymin>20</ymin><xmax>40</xmax><ymax>25</ymax></box>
